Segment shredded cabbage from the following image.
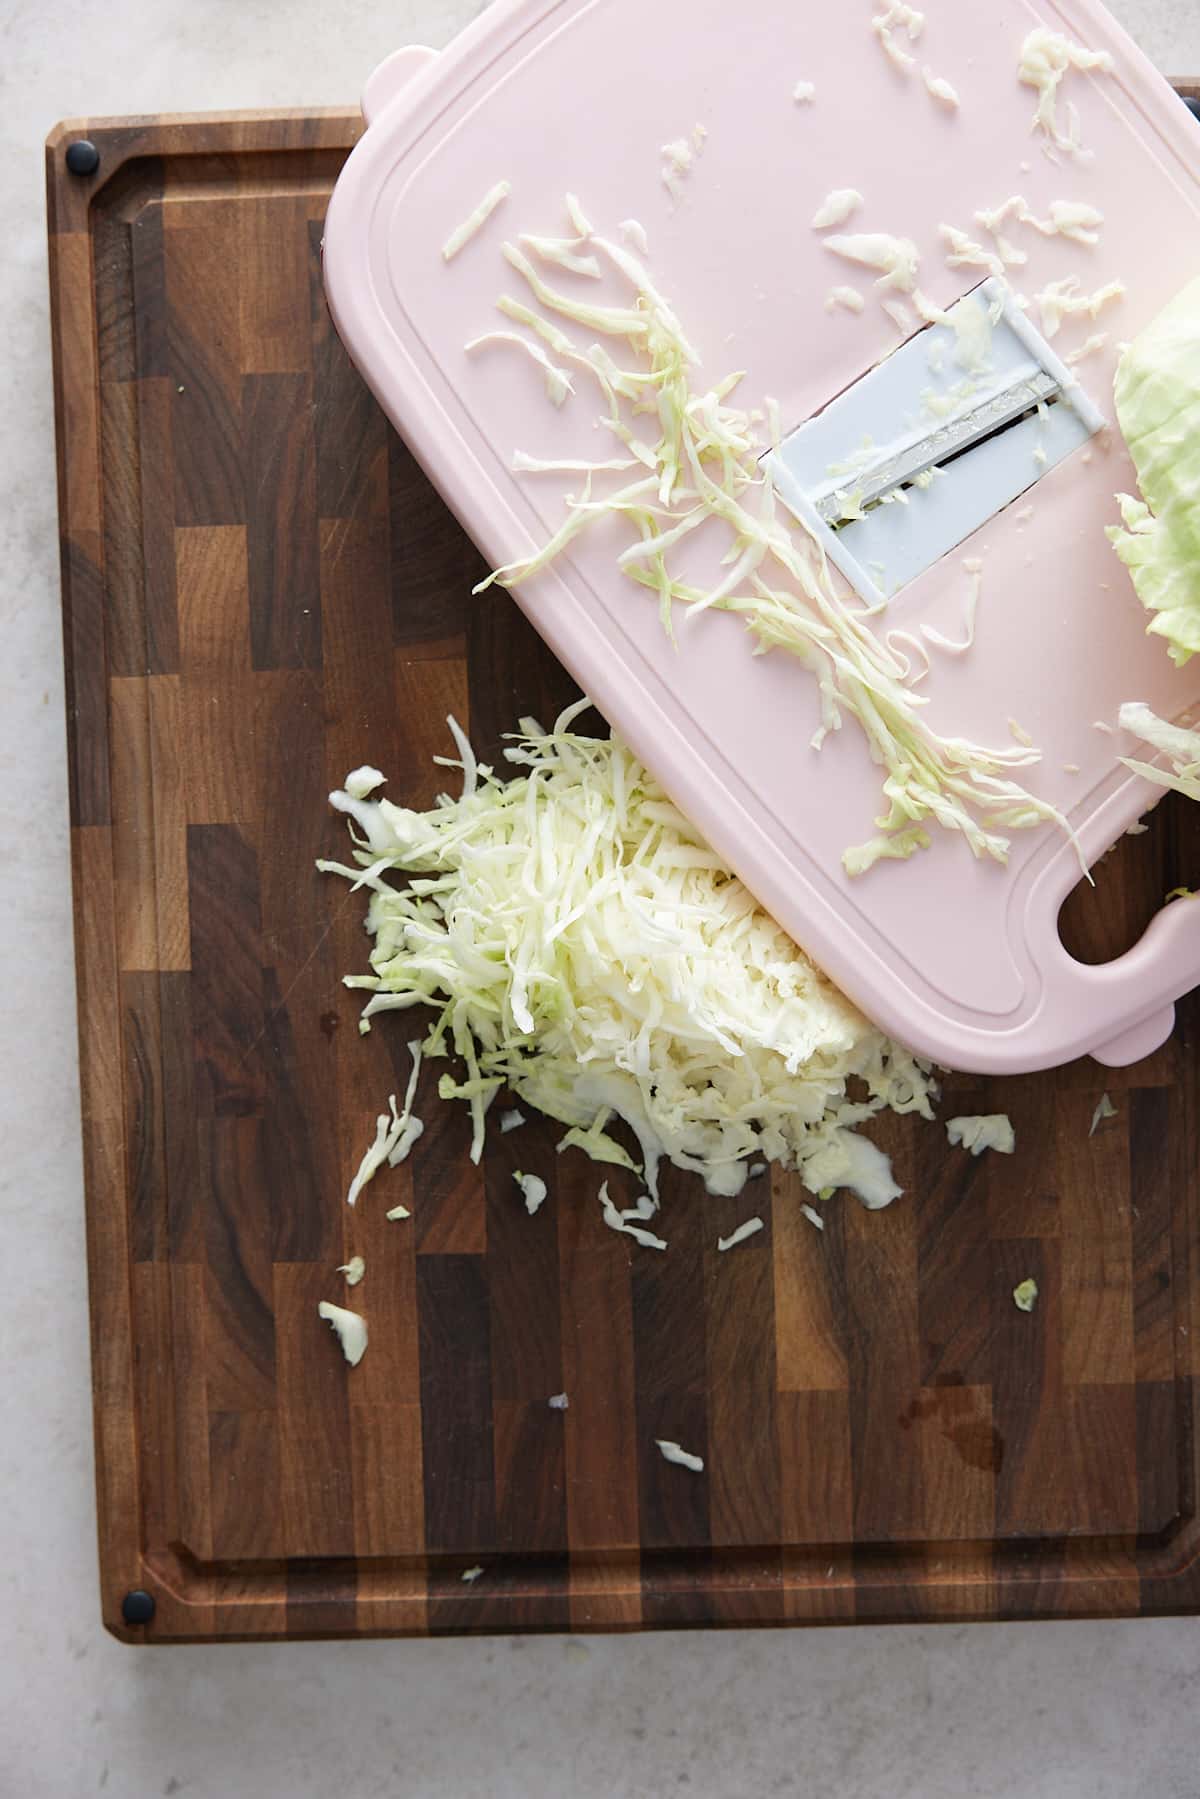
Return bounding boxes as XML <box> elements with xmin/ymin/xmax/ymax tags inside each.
<box><xmin>465</xmin><ymin>331</ymin><xmax>574</xmax><ymax>406</ymax></box>
<box><xmin>560</xmin><ymin>1114</ymin><xmax>640</xmax><ymax>1175</ymax></box>
<box><xmin>1035</xmin><ymin>276</ymin><xmax>1124</xmax><ymax>340</ymax></box>
<box><xmin>565</xmin><ymin>194</ymin><xmax>592</xmax><ymax>237</ymax></box>
<box><xmin>923</xmin><ymin>69</ymin><xmax>960</xmax><ymax>109</ymax></box>
<box><xmin>599</xmin><ymin>1181</ymin><xmax>669</xmax><ymax>1250</ymax></box>
<box><xmin>661</xmin><ymin>129</ymin><xmax>704</xmax><ymax>200</ymax></box>
<box><xmin>973</xmin><ymin>202</ymin><xmax>1028</xmax><ymax>269</ymax></box>
<box><xmin>946</xmin><ymin>1114</ymin><xmax>1016</xmax><ymax>1156</ymax></box>
<box><xmin>922</xmin><ymin>558</ymin><xmax>983</xmax><ymax>656</ymax></box>
<box><xmin>333</xmin><ymin>1041</ymin><xmax>425</xmax><ymax>1204</ymax></box>
<box><xmin>1039</xmin><ymin>202</ymin><xmax>1105</xmax><ymax>245</ymax></box>
<box><xmin>518</xmin><ymin>232</ymin><xmax>602</xmax><ymax>280</ymax></box>
<box><xmin>1018</xmin><ymin>29</ymin><xmax>1113</xmax><ymax>157</ymax></box>
<box><xmin>801</xmin><ymin>1129</ymin><xmax>903</xmax><ymax>1208</ymax></box>
<box><xmin>976</xmin><ymin>197</ymin><xmax>1106</xmax><ymax>252</ymax></box>
<box><xmin>1090</xmin><ymin>1093</ymin><xmax>1117</xmax><ymax>1136</ymax></box>
<box><xmin>442</xmin><ymin>181</ymin><xmax>511</xmax><ymax>262</ymax></box>
<box><xmin>1066</xmin><ymin>333</ymin><xmax>1108</xmax><ymax>367</ymax></box>
<box><xmin>344</xmin><ymin>765</ymin><xmax>386</xmax><ymax>800</ymax></box>
<box><xmin>337</xmin><ymin>1256</ymin><xmax>365</xmax><ymax>1286</ymax></box>
<box><xmin>826</xmin><ymin>285</ymin><xmax>866</xmax><ymax>315</ymax></box>
<box><xmin>812</xmin><ymin>190</ymin><xmax>864</xmax><ymax>231</ymax></box>
<box><xmin>317</xmin><ymin>1301</ymin><xmax>368</xmax><ymax>1366</ymax></box>
<box><xmin>941</xmin><ymin>223</ymin><xmax>1007</xmax><ymax>281</ymax></box>
<box><xmin>1013</xmin><ymin>1278</ymin><xmax>1039</xmax><ymax>1314</ymax></box>
<box><xmin>344</xmin><ymin>1111</ymin><xmax>391</xmax><ymax>1206</ymax></box>
<box><xmin>656</xmin><ymin>1439</ymin><xmax>704</xmax><ymax>1472</ymax></box>
<box><xmin>717</xmin><ymin>1217</ymin><xmax>765</xmax><ymax>1252</ymax></box>
<box><xmin>1109</xmin><ymin>280</ymin><xmax>1200</xmax><ymax>665</ymax></box>
<box><xmin>1116</xmin><ymin>701</ymin><xmax>1200</xmax><ymax>801</ymax></box>
<box><xmin>825</xmin><ymin>232</ymin><xmax>920</xmax><ymax>293</ymax></box>
<box><xmin>514</xmin><ymin>1170</ymin><xmax>548</xmax><ymax>1216</ymax></box>
<box><xmin>882</xmin><ymin>297</ymin><xmax>915</xmax><ymax>335</ymax></box>
<box><xmin>872</xmin><ymin>2</ymin><xmax>924</xmax><ymax>73</ymax></box>
<box><xmin>619</xmin><ymin>218</ymin><xmax>650</xmax><ymax>255</ymax></box>
<box><xmin>465</xmin><ymin>204</ymin><xmax>1070</xmax><ymax>875</ymax></box>
<box><xmin>321</xmin><ymin>716</ymin><xmax>938</xmax><ymax>1209</ymax></box>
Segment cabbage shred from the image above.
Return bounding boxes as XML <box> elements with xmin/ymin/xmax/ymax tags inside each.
<box><xmin>1117</xmin><ymin>702</ymin><xmax>1200</xmax><ymax>802</ymax></box>
<box><xmin>320</xmin><ymin>714</ymin><xmax>936</xmax><ymax>1205</ymax></box>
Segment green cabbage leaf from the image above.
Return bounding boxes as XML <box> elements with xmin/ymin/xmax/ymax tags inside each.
<box><xmin>1110</xmin><ymin>277</ymin><xmax>1200</xmax><ymax>665</ymax></box>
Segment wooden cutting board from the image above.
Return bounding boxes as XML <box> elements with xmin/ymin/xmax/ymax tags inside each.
<box><xmin>49</xmin><ymin>99</ymin><xmax>1200</xmax><ymax>1644</ymax></box>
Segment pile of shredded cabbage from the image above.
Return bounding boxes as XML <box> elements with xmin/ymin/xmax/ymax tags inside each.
<box><xmin>319</xmin><ymin>708</ymin><xmax>936</xmax><ymax>1205</ymax></box>
<box><xmin>467</xmin><ymin>202</ymin><xmax>1069</xmax><ymax>876</ymax></box>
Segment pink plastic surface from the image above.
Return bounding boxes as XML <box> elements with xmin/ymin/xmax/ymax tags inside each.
<box><xmin>323</xmin><ymin>0</ymin><xmax>1200</xmax><ymax>1074</ymax></box>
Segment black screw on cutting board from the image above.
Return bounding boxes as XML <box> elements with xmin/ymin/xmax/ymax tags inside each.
<box><xmin>64</xmin><ymin>139</ymin><xmax>100</xmax><ymax>176</ymax></box>
<box><xmin>1184</xmin><ymin>96</ymin><xmax>1200</xmax><ymax>125</ymax></box>
<box><xmin>121</xmin><ymin>1588</ymin><xmax>155</xmax><ymax>1626</ymax></box>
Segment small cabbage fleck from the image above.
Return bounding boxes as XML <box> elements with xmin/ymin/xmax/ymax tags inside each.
<box><xmin>947</xmin><ymin>1114</ymin><xmax>1016</xmax><ymax>1157</ymax></box>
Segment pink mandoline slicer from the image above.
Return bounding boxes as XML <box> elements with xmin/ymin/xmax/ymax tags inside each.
<box><xmin>323</xmin><ymin>0</ymin><xmax>1200</xmax><ymax>1075</ymax></box>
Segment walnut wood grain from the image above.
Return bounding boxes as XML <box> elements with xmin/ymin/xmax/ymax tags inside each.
<box><xmin>48</xmin><ymin>97</ymin><xmax>1200</xmax><ymax>1642</ymax></box>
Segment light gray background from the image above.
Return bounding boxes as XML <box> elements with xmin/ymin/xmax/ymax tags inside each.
<box><xmin>4</xmin><ymin>3</ymin><xmax>1200</xmax><ymax>1795</ymax></box>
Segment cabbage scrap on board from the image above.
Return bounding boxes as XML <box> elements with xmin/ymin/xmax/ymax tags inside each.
<box><xmin>319</xmin><ymin>708</ymin><xmax>937</xmax><ymax>1208</ymax></box>
<box><xmin>1109</xmin><ymin>278</ymin><xmax>1200</xmax><ymax>667</ymax></box>
<box><xmin>463</xmin><ymin>203</ymin><xmax>1071</xmax><ymax>877</ymax></box>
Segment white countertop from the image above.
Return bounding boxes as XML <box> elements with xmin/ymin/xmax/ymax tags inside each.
<box><xmin>5</xmin><ymin>3</ymin><xmax>1200</xmax><ymax>1794</ymax></box>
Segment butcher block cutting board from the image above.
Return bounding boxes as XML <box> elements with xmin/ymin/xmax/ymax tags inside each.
<box><xmin>48</xmin><ymin>101</ymin><xmax>1200</xmax><ymax>1644</ymax></box>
